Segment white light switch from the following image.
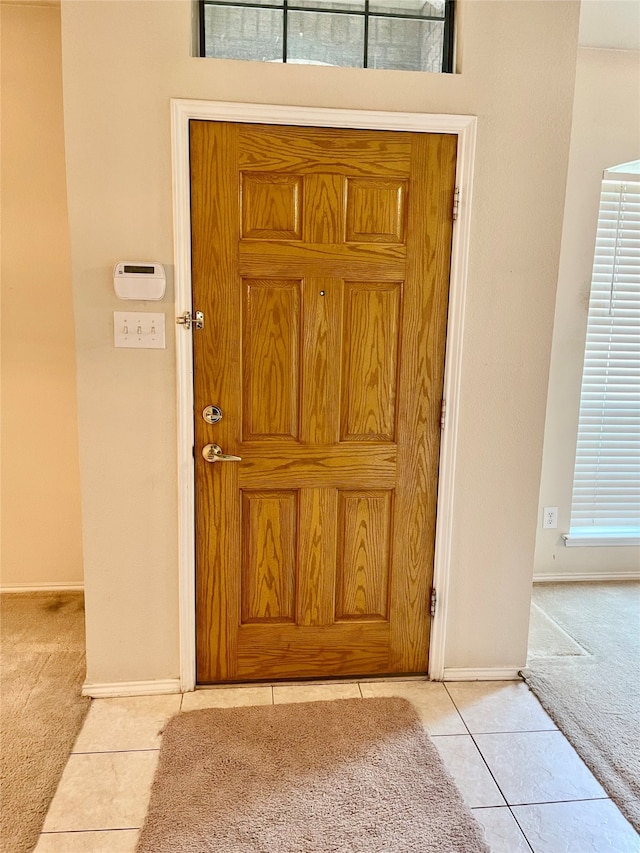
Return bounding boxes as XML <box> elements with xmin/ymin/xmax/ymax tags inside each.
<box><xmin>114</xmin><ymin>312</ymin><xmax>165</xmax><ymax>349</ymax></box>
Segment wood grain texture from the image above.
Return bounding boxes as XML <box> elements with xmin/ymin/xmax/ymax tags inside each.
<box><xmin>304</xmin><ymin>175</ymin><xmax>343</xmax><ymax>243</ymax></box>
<box><xmin>193</xmin><ymin>122</ymin><xmax>456</xmax><ymax>682</ymax></box>
<box><xmin>341</xmin><ymin>283</ymin><xmax>401</xmax><ymax>442</ymax></box>
<box><xmin>242</xmin><ymin>279</ymin><xmax>301</xmax><ymax>440</ymax></box>
<box><xmin>241</xmin><ymin>491</ymin><xmax>297</xmax><ymax>624</ymax></box>
<box><xmin>296</xmin><ymin>489</ymin><xmax>337</xmax><ymax>627</ymax></box>
<box><xmin>300</xmin><ymin>277</ymin><xmax>342</xmax><ymax>445</ymax></box>
<box><xmin>239</xmin><ymin>125</ymin><xmax>412</xmax><ymax>176</ymax></box>
<box><xmin>387</xmin><ymin>133</ymin><xmax>457</xmax><ymax>672</ymax></box>
<box><xmin>241</xmin><ymin>173</ymin><xmax>302</xmax><ymax>240</ymax></box>
<box><xmin>191</xmin><ymin>120</ymin><xmax>241</xmax><ymax>682</ymax></box>
<box><xmin>236</xmin><ymin>622</ymin><xmax>390</xmax><ymax>680</ymax></box>
<box><xmin>237</xmin><ymin>444</ymin><xmax>397</xmax><ymax>490</ymax></box>
<box><xmin>336</xmin><ymin>491</ymin><xmax>393</xmax><ymax>621</ymax></box>
<box><xmin>239</xmin><ymin>241</ymin><xmax>405</xmax><ymax>279</ymax></box>
<box><xmin>345</xmin><ymin>178</ymin><xmax>407</xmax><ymax>243</ymax></box>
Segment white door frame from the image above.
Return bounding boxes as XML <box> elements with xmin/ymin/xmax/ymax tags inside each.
<box><xmin>171</xmin><ymin>99</ymin><xmax>476</xmax><ymax>692</ymax></box>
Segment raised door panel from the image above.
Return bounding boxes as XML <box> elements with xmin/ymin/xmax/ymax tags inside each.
<box><xmin>242</xmin><ymin>279</ymin><xmax>301</xmax><ymax>440</ymax></box>
<box><xmin>336</xmin><ymin>490</ymin><xmax>393</xmax><ymax>621</ymax></box>
<box><xmin>341</xmin><ymin>282</ymin><xmax>402</xmax><ymax>441</ymax></box>
<box><xmin>345</xmin><ymin>178</ymin><xmax>407</xmax><ymax>244</ymax></box>
<box><xmin>241</xmin><ymin>173</ymin><xmax>303</xmax><ymax>240</ymax></box>
<box><xmin>241</xmin><ymin>491</ymin><xmax>297</xmax><ymax>624</ymax></box>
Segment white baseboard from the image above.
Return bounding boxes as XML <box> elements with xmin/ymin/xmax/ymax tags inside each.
<box><xmin>0</xmin><ymin>582</ymin><xmax>84</xmax><ymax>593</ymax></box>
<box><xmin>442</xmin><ymin>667</ymin><xmax>523</xmax><ymax>681</ymax></box>
<box><xmin>82</xmin><ymin>679</ymin><xmax>182</xmax><ymax>698</ymax></box>
<box><xmin>533</xmin><ymin>572</ymin><xmax>640</xmax><ymax>583</ymax></box>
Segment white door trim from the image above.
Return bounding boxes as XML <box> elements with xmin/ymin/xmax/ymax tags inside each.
<box><xmin>171</xmin><ymin>99</ymin><xmax>477</xmax><ymax>691</ymax></box>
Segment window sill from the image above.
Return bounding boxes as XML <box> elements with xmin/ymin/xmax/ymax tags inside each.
<box><xmin>562</xmin><ymin>534</ymin><xmax>640</xmax><ymax>548</ymax></box>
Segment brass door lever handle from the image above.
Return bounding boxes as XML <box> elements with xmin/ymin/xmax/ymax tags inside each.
<box><xmin>201</xmin><ymin>444</ymin><xmax>242</xmax><ymax>463</ymax></box>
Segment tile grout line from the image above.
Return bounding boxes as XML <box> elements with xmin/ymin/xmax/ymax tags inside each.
<box><xmin>456</xmin><ymin>726</ymin><xmax>559</xmax><ymax>736</ymax></box>
<box><xmin>442</xmin><ymin>682</ymin><xmax>474</xmax><ymax>736</ymax></box>
<box><xmin>440</xmin><ymin>685</ymin><xmax>588</xmax><ymax>803</ymax></box>
<box><xmin>506</xmin><ymin>804</ymin><xmax>537</xmax><ymax>853</ymax></box>
<box><xmin>442</xmin><ymin>683</ymin><xmax>538</xmax><ymax>852</ymax></box>
<box><xmin>462</xmin><ymin>726</ymin><xmax>603</xmax><ymax>853</ymax></box>
<box><xmin>39</xmin><ymin>827</ymin><xmax>140</xmax><ymax>835</ymax></box>
<box><xmin>510</xmin><ymin>796</ymin><xmax>611</xmax><ymax>808</ymax></box>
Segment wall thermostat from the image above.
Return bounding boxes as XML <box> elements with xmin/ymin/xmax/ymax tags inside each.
<box><xmin>113</xmin><ymin>262</ymin><xmax>166</xmax><ymax>300</ymax></box>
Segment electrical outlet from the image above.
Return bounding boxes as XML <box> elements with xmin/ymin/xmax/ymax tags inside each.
<box><xmin>543</xmin><ymin>506</ymin><xmax>558</xmax><ymax>529</ymax></box>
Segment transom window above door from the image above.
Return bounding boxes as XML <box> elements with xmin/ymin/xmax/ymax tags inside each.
<box><xmin>199</xmin><ymin>0</ymin><xmax>455</xmax><ymax>73</ymax></box>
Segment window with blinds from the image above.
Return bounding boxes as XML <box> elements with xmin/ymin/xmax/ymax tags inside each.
<box><xmin>565</xmin><ymin>166</ymin><xmax>640</xmax><ymax>546</ymax></box>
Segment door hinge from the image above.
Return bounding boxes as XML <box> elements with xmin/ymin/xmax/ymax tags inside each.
<box><xmin>452</xmin><ymin>187</ymin><xmax>460</xmax><ymax>221</ymax></box>
<box><xmin>440</xmin><ymin>398</ymin><xmax>446</xmax><ymax>431</ymax></box>
<box><xmin>430</xmin><ymin>588</ymin><xmax>437</xmax><ymax>618</ymax></box>
<box><xmin>176</xmin><ymin>310</ymin><xmax>204</xmax><ymax>331</ymax></box>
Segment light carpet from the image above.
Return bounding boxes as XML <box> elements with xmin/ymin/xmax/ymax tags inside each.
<box><xmin>523</xmin><ymin>581</ymin><xmax>640</xmax><ymax>832</ymax></box>
<box><xmin>136</xmin><ymin>696</ymin><xmax>490</xmax><ymax>853</ymax></box>
<box><xmin>0</xmin><ymin>592</ymin><xmax>90</xmax><ymax>853</ymax></box>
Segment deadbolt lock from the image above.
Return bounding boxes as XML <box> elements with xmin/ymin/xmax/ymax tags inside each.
<box><xmin>202</xmin><ymin>405</ymin><xmax>223</xmax><ymax>425</ymax></box>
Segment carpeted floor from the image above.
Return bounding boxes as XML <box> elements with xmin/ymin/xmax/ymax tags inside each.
<box><xmin>523</xmin><ymin>581</ymin><xmax>640</xmax><ymax>833</ymax></box>
<box><xmin>137</xmin><ymin>697</ymin><xmax>490</xmax><ymax>853</ymax></box>
<box><xmin>0</xmin><ymin>592</ymin><xmax>90</xmax><ymax>853</ymax></box>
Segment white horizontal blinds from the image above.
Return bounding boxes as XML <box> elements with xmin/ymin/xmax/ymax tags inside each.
<box><xmin>569</xmin><ymin>177</ymin><xmax>640</xmax><ymax>539</ymax></box>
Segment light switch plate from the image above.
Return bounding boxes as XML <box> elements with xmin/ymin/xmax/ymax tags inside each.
<box><xmin>114</xmin><ymin>311</ymin><xmax>165</xmax><ymax>349</ymax></box>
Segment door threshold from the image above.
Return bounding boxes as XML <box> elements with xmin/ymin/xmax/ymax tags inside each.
<box><xmin>195</xmin><ymin>674</ymin><xmax>431</xmax><ymax>690</ymax></box>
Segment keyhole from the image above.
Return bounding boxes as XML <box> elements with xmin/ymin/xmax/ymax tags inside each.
<box><xmin>319</xmin><ymin>290</ymin><xmax>325</xmax><ymax>296</ymax></box>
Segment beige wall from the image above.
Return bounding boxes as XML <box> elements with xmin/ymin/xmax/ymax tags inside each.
<box><xmin>534</xmin><ymin>46</ymin><xmax>640</xmax><ymax>579</ymax></box>
<box><xmin>59</xmin><ymin>0</ymin><xmax>579</xmax><ymax>685</ymax></box>
<box><xmin>1</xmin><ymin>1</ymin><xmax>83</xmax><ymax>589</ymax></box>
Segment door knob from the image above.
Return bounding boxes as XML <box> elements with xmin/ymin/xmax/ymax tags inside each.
<box><xmin>202</xmin><ymin>444</ymin><xmax>242</xmax><ymax>463</ymax></box>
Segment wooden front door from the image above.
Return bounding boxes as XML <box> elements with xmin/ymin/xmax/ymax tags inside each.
<box><xmin>191</xmin><ymin>121</ymin><xmax>456</xmax><ymax>683</ymax></box>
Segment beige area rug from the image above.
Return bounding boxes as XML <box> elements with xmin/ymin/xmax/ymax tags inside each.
<box><xmin>523</xmin><ymin>581</ymin><xmax>640</xmax><ymax>832</ymax></box>
<box><xmin>137</xmin><ymin>697</ymin><xmax>490</xmax><ymax>853</ymax></box>
<box><xmin>0</xmin><ymin>592</ymin><xmax>90</xmax><ymax>853</ymax></box>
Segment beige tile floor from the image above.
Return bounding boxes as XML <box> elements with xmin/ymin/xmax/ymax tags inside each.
<box><xmin>34</xmin><ymin>680</ymin><xmax>639</xmax><ymax>853</ymax></box>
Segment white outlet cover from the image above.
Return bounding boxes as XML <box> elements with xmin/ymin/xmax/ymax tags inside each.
<box><xmin>543</xmin><ymin>506</ymin><xmax>559</xmax><ymax>529</ymax></box>
<box><xmin>114</xmin><ymin>311</ymin><xmax>165</xmax><ymax>349</ymax></box>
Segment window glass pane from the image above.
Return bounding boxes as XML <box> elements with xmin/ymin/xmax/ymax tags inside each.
<box><xmin>292</xmin><ymin>0</ymin><xmax>366</xmax><ymax>12</ymax></box>
<box><xmin>203</xmin><ymin>4</ymin><xmax>283</xmax><ymax>61</ymax></box>
<box><xmin>287</xmin><ymin>11</ymin><xmax>364</xmax><ymax>67</ymax></box>
<box><xmin>202</xmin><ymin>0</ymin><xmax>453</xmax><ymax>71</ymax></box>
<box><xmin>215</xmin><ymin>0</ymin><xmax>283</xmax><ymax>5</ymax></box>
<box><xmin>368</xmin><ymin>16</ymin><xmax>443</xmax><ymax>71</ymax></box>
<box><xmin>369</xmin><ymin>0</ymin><xmax>445</xmax><ymax>18</ymax></box>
